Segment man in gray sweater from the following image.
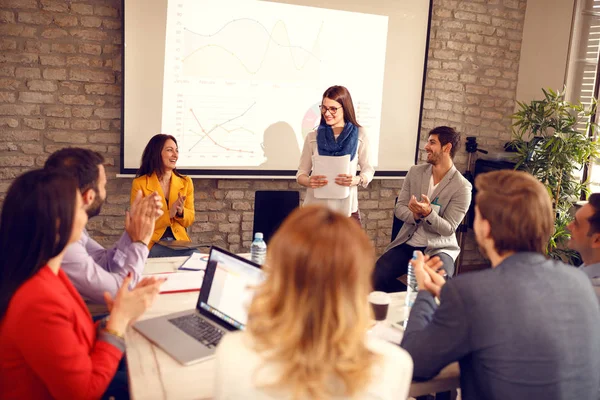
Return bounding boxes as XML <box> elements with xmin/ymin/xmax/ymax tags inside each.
<box><xmin>401</xmin><ymin>170</ymin><xmax>600</xmax><ymax>400</ymax></box>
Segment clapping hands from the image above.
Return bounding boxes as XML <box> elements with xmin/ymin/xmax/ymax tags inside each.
<box><xmin>408</xmin><ymin>194</ymin><xmax>432</xmax><ymax>219</ymax></box>
<box><xmin>170</xmin><ymin>192</ymin><xmax>186</xmax><ymax>219</ymax></box>
<box><xmin>411</xmin><ymin>251</ymin><xmax>446</xmax><ymax>298</ymax></box>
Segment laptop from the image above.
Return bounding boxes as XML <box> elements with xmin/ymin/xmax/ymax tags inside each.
<box><xmin>133</xmin><ymin>246</ymin><xmax>264</xmax><ymax>365</ymax></box>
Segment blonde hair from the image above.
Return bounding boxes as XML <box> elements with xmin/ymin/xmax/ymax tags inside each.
<box><xmin>246</xmin><ymin>205</ymin><xmax>379</xmax><ymax>399</ymax></box>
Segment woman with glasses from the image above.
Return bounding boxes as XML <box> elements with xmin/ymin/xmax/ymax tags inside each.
<box><xmin>296</xmin><ymin>85</ymin><xmax>374</xmax><ymax>221</ymax></box>
<box><xmin>214</xmin><ymin>205</ymin><xmax>413</xmax><ymax>399</ymax></box>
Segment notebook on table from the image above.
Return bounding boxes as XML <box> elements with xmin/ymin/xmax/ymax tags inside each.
<box><xmin>133</xmin><ymin>246</ymin><xmax>264</xmax><ymax>365</ymax></box>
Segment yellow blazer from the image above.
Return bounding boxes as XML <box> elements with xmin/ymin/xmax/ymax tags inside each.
<box><xmin>130</xmin><ymin>172</ymin><xmax>195</xmax><ymax>249</ymax></box>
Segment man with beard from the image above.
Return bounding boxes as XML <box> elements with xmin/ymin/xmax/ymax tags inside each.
<box><xmin>372</xmin><ymin>126</ymin><xmax>471</xmax><ymax>292</ymax></box>
<box><xmin>45</xmin><ymin>148</ymin><xmax>163</xmax><ymax>304</ymax></box>
<box><xmin>566</xmin><ymin>193</ymin><xmax>600</xmax><ymax>300</ymax></box>
<box><xmin>401</xmin><ymin>170</ymin><xmax>600</xmax><ymax>400</ymax></box>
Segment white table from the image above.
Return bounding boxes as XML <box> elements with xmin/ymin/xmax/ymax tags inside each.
<box><xmin>126</xmin><ymin>260</ymin><xmax>460</xmax><ymax>399</ymax></box>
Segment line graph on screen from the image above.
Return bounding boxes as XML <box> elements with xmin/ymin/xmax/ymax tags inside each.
<box><xmin>181</xmin><ymin>18</ymin><xmax>323</xmax><ymax>82</ymax></box>
<box><xmin>175</xmin><ymin>95</ymin><xmax>264</xmax><ymax>166</ymax></box>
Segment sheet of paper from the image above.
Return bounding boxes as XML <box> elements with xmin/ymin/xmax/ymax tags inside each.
<box><xmin>312</xmin><ymin>154</ymin><xmax>351</xmax><ymax>199</ymax></box>
<box><xmin>144</xmin><ymin>256</ymin><xmax>189</xmax><ymax>274</ymax></box>
<box><xmin>178</xmin><ymin>252</ymin><xmax>208</xmax><ymax>271</ymax></box>
<box><xmin>152</xmin><ymin>271</ymin><xmax>205</xmax><ymax>294</ymax></box>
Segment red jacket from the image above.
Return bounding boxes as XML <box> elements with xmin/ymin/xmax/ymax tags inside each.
<box><xmin>0</xmin><ymin>266</ymin><xmax>123</xmax><ymax>399</ymax></box>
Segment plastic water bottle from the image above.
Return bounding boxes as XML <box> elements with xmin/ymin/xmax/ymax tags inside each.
<box><xmin>250</xmin><ymin>232</ymin><xmax>267</xmax><ymax>265</ymax></box>
<box><xmin>403</xmin><ymin>251</ymin><xmax>419</xmax><ymax>328</ymax></box>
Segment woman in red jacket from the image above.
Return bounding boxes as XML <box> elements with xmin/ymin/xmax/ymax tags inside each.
<box><xmin>0</xmin><ymin>169</ymin><xmax>164</xmax><ymax>399</ymax></box>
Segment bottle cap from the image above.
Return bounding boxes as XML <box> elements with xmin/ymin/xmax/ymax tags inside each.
<box><xmin>412</xmin><ymin>250</ymin><xmax>418</xmax><ymax>260</ymax></box>
<box><xmin>254</xmin><ymin>232</ymin><xmax>263</xmax><ymax>239</ymax></box>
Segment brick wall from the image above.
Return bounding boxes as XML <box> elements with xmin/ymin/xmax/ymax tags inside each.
<box><xmin>0</xmin><ymin>0</ymin><xmax>527</xmax><ymax>264</ymax></box>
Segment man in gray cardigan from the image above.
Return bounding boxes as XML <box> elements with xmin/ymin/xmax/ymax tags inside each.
<box><xmin>567</xmin><ymin>193</ymin><xmax>600</xmax><ymax>300</ymax></box>
<box><xmin>401</xmin><ymin>170</ymin><xmax>600</xmax><ymax>400</ymax></box>
<box><xmin>373</xmin><ymin>126</ymin><xmax>471</xmax><ymax>292</ymax></box>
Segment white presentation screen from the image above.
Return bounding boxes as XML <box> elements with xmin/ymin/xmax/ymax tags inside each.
<box><xmin>123</xmin><ymin>0</ymin><xmax>431</xmax><ymax>177</ymax></box>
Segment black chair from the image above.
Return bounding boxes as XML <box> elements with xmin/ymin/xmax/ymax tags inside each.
<box><xmin>252</xmin><ymin>190</ymin><xmax>300</xmax><ymax>244</ymax></box>
<box><xmin>391</xmin><ymin>196</ymin><xmax>404</xmax><ymax>242</ymax></box>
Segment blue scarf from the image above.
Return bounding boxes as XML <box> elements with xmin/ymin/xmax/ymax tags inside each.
<box><xmin>316</xmin><ymin>122</ymin><xmax>359</xmax><ymax>161</ymax></box>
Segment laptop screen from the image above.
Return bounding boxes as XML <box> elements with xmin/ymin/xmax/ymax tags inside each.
<box><xmin>197</xmin><ymin>247</ymin><xmax>264</xmax><ymax>330</ymax></box>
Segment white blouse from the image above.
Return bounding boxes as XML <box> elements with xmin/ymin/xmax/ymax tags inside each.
<box><xmin>215</xmin><ymin>331</ymin><xmax>413</xmax><ymax>400</ymax></box>
<box><xmin>296</xmin><ymin>128</ymin><xmax>375</xmax><ymax>216</ymax></box>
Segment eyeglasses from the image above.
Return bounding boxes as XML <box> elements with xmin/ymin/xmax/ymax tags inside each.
<box><xmin>319</xmin><ymin>105</ymin><xmax>343</xmax><ymax>115</ymax></box>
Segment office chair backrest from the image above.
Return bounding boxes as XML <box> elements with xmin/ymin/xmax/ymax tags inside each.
<box><xmin>391</xmin><ymin>196</ymin><xmax>404</xmax><ymax>242</ymax></box>
<box><xmin>252</xmin><ymin>190</ymin><xmax>300</xmax><ymax>244</ymax></box>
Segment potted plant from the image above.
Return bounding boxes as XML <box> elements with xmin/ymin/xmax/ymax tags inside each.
<box><xmin>510</xmin><ymin>87</ymin><xmax>600</xmax><ymax>263</ymax></box>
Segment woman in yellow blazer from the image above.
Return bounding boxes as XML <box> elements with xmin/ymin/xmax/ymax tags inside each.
<box><xmin>131</xmin><ymin>134</ymin><xmax>196</xmax><ymax>257</ymax></box>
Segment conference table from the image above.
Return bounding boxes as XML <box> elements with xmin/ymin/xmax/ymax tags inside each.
<box><xmin>125</xmin><ymin>256</ymin><xmax>460</xmax><ymax>399</ymax></box>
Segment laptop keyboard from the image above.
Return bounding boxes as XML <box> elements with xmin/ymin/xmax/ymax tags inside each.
<box><xmin>168</xmin><ymin>314</ymin><xmax>225</xmax><ymax>348</ymax></box>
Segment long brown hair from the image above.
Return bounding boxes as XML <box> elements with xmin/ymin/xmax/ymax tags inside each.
<box><xmin>319</xmin><ymin>85</ymin><xmax>361</xmax><ymax>127</ymax></box>
<box><xmin>0</xmin><ymin>170</ymin><xmax>78</xmax><ymax>319</ymax></box>
<box><xmin>136</xmin><ymin>134</ymin><xmax>184</xmax><ymax>178</ymax></box>
<box><xmin>246</xmin><ymin>205</ymin><xmax>378</xmax><ymax>399</ymax></box>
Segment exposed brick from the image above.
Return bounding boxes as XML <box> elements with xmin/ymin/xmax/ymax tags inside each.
<box><xmin>70</xmin><ymin>69</ymin><xmax>114</xmax><ymax>83</ymax></box>
<box><xmin>72</xmin><ymin>119</ymin><xmax>101</xmax><ymax>130</ymax></box>
<box><xmin>21</xmin><ymin>143</ymin><xmax>44</xmax><ymax>154</ymax></box>
<box><xmin>102</xmin><ymin>19</ymin><xmax>122</xmax><ymax>30</ymax></box>
<box><xmin>84</xmin><ymin>84</ymin><xmax>121</xmax><ymax>95</ymax></box>
<box><xmin>41</xmin><ymin>28</ymin><xmax>69</xmax><ymax>39</ymax></box>
<box><xmin>2</xmin><ymin>0</ymin><xmax>37</xmax><ymax>8</ymax></box>
<box><xmin>80</xmin><ymin>16</ymin><xmax>102</xmax><ymax>28</ymax></box>
<box><xmin>47</xmin><ymin>118</ymin><xmax>69</xmax><ymax>129</ymax></box>
<box><xmin>0</xmin><ymin>93</ymin><xmax>16</xmax><ymax>103</ymax></box>
<box><xmin>0</xmin><ymin>117</ymin><xmax>19</xmax><ymax>127</ymax></box>
<box><xmin>0</xmin><ymin>53</ymin><xmax>38</xmax><ymax>64</ymax></box>
<box><xmin>43</xmin><ymin>105</ymin><xmax>71</xmax><ymax>117</ymax></box>
<box><xmin>23</xmin><ymin>118</ymin><xmax>45</xmax><ymax>129</ymax></box>
<box><xmin>19</xmin><ymin>92</ymin><xmax>54</xmax><ymax>104</ymax></box>
<box><xmin>71</xmin><ymin>3</ymin><xmax>94</xmax><ymax>15</ymax></box>
<box><xmin>70</xmin><ymin>29</ymin><xmax>108</xmax><ymax>42</ymax></box>
<box><xmin>0</xmin><ymin>39</ymin><xmax>17</xmax><ymax>51</ymax></box>
<box><xmin>40</xmin><ymin>0</ymin><xmax>70</xmax><ymax>13</ymax></box>
<box><xmin>0</xmin><ymin>11</ymin><xmax>16</xmax><ymax>23</ymax></box>
<box><xmin>58</xmin><ymin>94</ymin><xmax>94</xmax><ymax>105</ymax></box>
<box><xmin>24</xmin><ymin>40</ymin><xmax>50</xmax><ymax>53</ymax></box>
<box><xmin>59</xmin><ymin>81</ymin><xmax>80</xmax><ymax>92</ymax></box>
<box><xmin>18</xmin><ymin>12</ymin><xmax>53</xmax><ymax>25</ymax></box>
<box><xmin>88</xmin><ymin>132</ymin><xmax>119</xmax><ymax>143</ymax></box>
<box><xmin>94</xmin><ymin>5</ymin><xmax>119</xmax><ymax>17</ymax></box>
<box><xmin>43</xmin><ymin>68</ymin><xmax>67</xmax><ymax>80</ymax></box>
<box><xmin>72</xmin><ymin>107</ymin><xmax>94</xmax><ymax>118</ymax></box>
<box><xmin>67</xmin><ymin>56</ymin><xmax>103</xmax><ymax>68</ymax></box>
<box><xmin>0</xmin><ymin>156</ymin><xmax>35</xmax><ymax>167</ymax></box>
<box><xmin>51</xmin><ymin>43</ymin><xmax>77</xmax><ymax>53</ymax></box>
<box><xmin>27</xmin><ymin>80</ymin><xmax>58</xmax><ymax>92</ymax></box>
<box><xmin>0</xmin><ymin>67</ymin><xmax>15</xmax><ymax>77</ymax></box>
<box><xmin>94</xmin><ymin>108</ymin><xmax>120</xmax><ymax>119</ymax></box>
<box><xmin>54</xmin><ymin>15</ymin><xmax>79</xmax><ymax>28</ymax></box>
<box><xmin>15</xmin><ymin>67</ymin><xmax>41</xmax><ymax>79</ymax></box>
<box><xmin>0</xmin><ymin>24</ymin><xmax>36</xmax><ymax>38</ymax></box>
<box><xmin>40</xmin><ymin>55</ymin><xmax>66</xmax><ymax>66</ymax></box>
<box><xmin>45</xmin><ymin>131</ymin><xmax>89</xmax><ymax>143</ymax></box>
<box><xmin>79</xmin><ymin>43</ymin><xmax>102</xmax><ymax>55</ymax></box>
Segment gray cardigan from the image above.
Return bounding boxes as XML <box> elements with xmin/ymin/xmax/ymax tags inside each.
<box><xmin>386</xmin><ymin>163</ymin><xmax>472</xmax><ymax>260</ymax></box>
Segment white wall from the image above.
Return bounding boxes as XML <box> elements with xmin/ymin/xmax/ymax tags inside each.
<box><xmin>516</xmin><ymin>0</ymin><xmax>575</xmax><ymax>103</ymax></box>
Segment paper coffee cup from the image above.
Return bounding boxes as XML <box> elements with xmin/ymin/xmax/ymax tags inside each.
<box><xmin>368</xmin><ymin>291</ymin><xmax>391</xmax><ymax>321</ymax></box>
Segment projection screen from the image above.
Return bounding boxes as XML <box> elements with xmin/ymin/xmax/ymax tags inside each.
<box><xmin>122</xmin><ymin>0</ymin><xmax>432</xmax><ymax>177</ymax></box>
